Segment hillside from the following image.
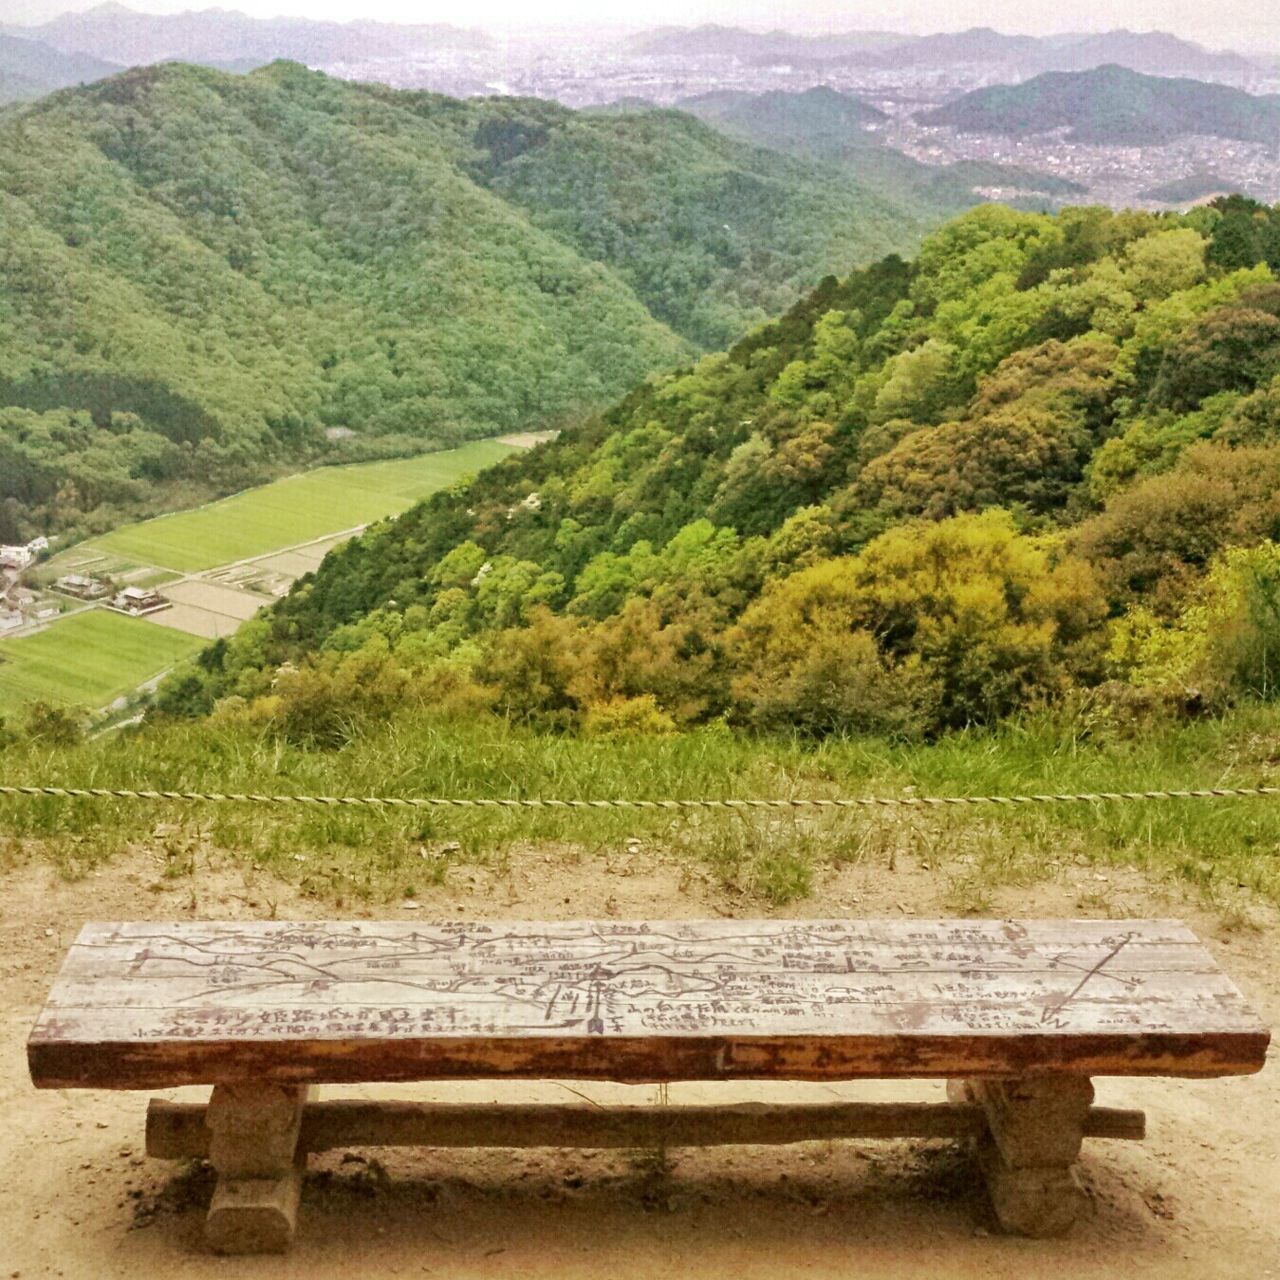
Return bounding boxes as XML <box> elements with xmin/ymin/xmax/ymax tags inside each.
<box><xmin>919</xmin><ymin>65</ymin><xmax>1280</xmax><ymax>145</ymax></box>
<box><xmin>0</xmin><ymin>61</ymin><xmax>923</xmax><ymax>543</ymax></box>
<box><xmin>157</xmin><ymin>198</ymin><xmax>1280</xmax><ymax>744</ymax></box>
<box><xmin>453</xmin><ymin>95</ymin><xmax>923</xmax><ymax>348</ymax></box>
<box><xmin>0</xmin><ymin>33</ymin><xmax>119</xmax><ymax>103</ymax></box>
<box><xmin>676</xmin><ymin>87</ymin><xmax>887</xmax><ymax>151</ymax></box>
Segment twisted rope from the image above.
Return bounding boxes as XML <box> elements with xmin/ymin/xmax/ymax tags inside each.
<box><xmin>2</xmin><ymin>784</ymin><xmax>1278</xmax><ymax>810</ymax></box>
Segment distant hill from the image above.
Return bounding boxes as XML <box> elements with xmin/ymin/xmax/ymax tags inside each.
<box><xmin>918</xmin><ymin>65</ymin><xmax>1280</xmax><ymax>145</ymax></box>
<box><xmin>671</xmin><ymin>24</ymin><xmax>1264</xmax><ymax>87</ymax></box>
<box><xmin>888</xmin><ymin>27</ymin><xmax>1041</xmax><ymax>67</ymax></box>
<box><xmin>1042</xmin><ymin>31</ymin><xmax>1261</xmax><ymax>82</ymax></box>
<box><xmin>0</xmin><ymin>33</ymin><xmax>119</xmax><ymax>103</ymax></box>
<box><xmin>676</xmin><ymin>86</ymin><xmax>1083</xmax><ymax>216</ymax></box>
<box><xmin>4</xmin><ymin>3</ymin><xmax>490</xmax><ymax>69</ymax></box>
<box><xmin>628</xmin><ymin>25</ymin><xmax>908</xmax><ymax>61</ymax></box>
<box><xmin>1138</xmin><ymin>172</ymin><xmax>1269</xmax><ymax>204</ymax></box>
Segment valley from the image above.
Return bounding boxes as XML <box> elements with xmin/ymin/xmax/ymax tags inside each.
<box><xmin>0</xmin><ymin>439</ymin><xmax>518</xmax><ymax>718</ymax></box>
<box><xmin>3</xmin><ymin>10</ymin><xmax>1280</xmax><ymax>1270</ymax></box>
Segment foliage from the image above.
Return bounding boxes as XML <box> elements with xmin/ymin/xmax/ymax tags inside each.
<box><xmin>120</xmin><ymin>197</ymin><xmax>1280</xmax><ymax>736</ymax></box>
<box><xmin>731</xmin><ymin>512</ymin><xmax>1105</xmax><ymax>733</ymax></box>
<box><xmin>1108</xmin><ymin>542</ymin><xmax>1280</xmax><ymax>704</ymax></box>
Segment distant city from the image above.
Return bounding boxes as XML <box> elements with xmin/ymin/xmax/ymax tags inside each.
<box><xmin>3</xmin><ymin>6</ymin><xmax>1280</xmax><ymax>207</ymax></box>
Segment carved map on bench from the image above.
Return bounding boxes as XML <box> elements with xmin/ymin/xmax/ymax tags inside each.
<box><xmin>28</xmin><ymin>919</ymin><xmax>1269</xmax><ymax>1089</ymax></box>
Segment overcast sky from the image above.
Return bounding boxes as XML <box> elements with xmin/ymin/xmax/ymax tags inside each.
<box><xmin>3</xmin><ymin>0</ymin><xmax>1279</xmax><ymax>54</ymax></box>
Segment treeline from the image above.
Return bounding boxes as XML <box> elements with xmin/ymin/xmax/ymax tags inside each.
<box><xmin>0</xmin><ymin>61</ymin><xmax>920</xmax><ymax>542</ymax></box>
<box><xmin>153</xmin><ymin>198</ymin><xmax>1280</xmax><ymax>742</ymax></box>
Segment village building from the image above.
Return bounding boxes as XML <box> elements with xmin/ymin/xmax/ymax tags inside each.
<box><xmin>109</xmin><ymin>586</ymin><xmax>170</xmax><ymax>616</ymax></box>
<box><xmin>0</xmin><ymin>546</ymin><xmax>33</xmax><ymax>571</ymax></box>
<box><xmin>54</xmin><ymin>574</ymin><xmax>112</xmax><ymax>600</ymax></box>
<box><xmin>0</xmin><ymin>610</ymin><xmax>22</xmax><ymax>632</ymax></box>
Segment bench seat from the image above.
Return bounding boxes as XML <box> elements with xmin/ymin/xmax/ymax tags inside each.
<box><xmin>27</xmin><ymin>918</ymin><xmax>1270</xmax><ymax>1252</ymax></box>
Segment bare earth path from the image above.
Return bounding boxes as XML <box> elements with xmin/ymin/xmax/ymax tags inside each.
<box><xmin>2</xmin><ymin>843</ymin><xmax>1277</xmax><ymax>1279</ymax></box>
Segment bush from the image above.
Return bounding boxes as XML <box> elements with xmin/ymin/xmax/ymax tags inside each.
<box><xmin>731</xmin><ymin>510</ymin><xmax>1107</xmax><ymax>732</ymax></box>
<box><xmin>1074</xmin><ymin>443</ymin><xmax>1280</xmax><ymax>610</ymax></box>
<box><xmin>1108</xmin><ymin>541</ymin><xmax>1280</xmax><ymax>706</ymax></box>
<box><xmin>582</xmin><ymin>695</ymin><xmax>678</xmax><ymax>738</ymax></box>
<box><xmin>23</xmin><ymin>702</ymin><xmax>86</xmax><ymax>747</ymax></box>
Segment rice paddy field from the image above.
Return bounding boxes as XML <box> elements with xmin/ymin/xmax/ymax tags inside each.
<box><xmin>84</xmin><ymin>441</ymin><xmax>516</xmax><ymax>573</ymax></box>
<box><xmin>3</xmin><ymin>442</ymin><xmax>524</xmax><ymax>718</ymax></box>
<box><xmin>0</xmin><ymin>611</ymin><xmax>204</xmax><ymax>716</ymax></box>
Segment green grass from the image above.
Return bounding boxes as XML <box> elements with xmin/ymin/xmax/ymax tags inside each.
<box><xmin>3</xmin><ymin>705</ymin><xmax>1280</xmax><ymax>911</ymax></box>
<box><xmin>85</xmin><ymin>442</ymin><xmax>517</xmax><ymax>573</ymax></box>
<box><xmin>0</xmin><ymin>611</ymin><xmax>204</xmax><ymax>716</ymax></box>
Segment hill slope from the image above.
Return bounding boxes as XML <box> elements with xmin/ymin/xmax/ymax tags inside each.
<box><xmin>0</xmin><ymin>61</ymin><xmax>924</xmax><ymax>542</ymax></box>
<box><xmin>165</xmin><ymin>199</ymin><xmax>1280</xmax><ymax>739</ymax></box>
<box><xmin>919</xmin><ymin>65</ymin><xmax>1280</xmax><ymax>145</ymax></box>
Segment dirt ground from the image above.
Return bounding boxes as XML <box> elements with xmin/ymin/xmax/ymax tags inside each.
<box><xmin>2</xmin><ymin>839</ymin><xmax>1277</xmax><ymax>1279</ymax></box>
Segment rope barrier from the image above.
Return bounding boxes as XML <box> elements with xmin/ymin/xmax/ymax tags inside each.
<box><xmin>2</xmin><ymin>783</ymin><xmax>1278</xmax><ymax>811</ymax></box>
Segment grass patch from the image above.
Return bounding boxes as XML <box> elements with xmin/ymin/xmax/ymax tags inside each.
<box><xmin>83</xmin><ymin>441</ymin><xmax>516</xmax><ymax>573</ymax></box>
<box><xmin>1</xmin><ymin>706</ymin><xmax>1279</xmax><ymax>907</ymax></box>
<box><xmin>0</xmin><ymin>611</ymin><xmax>204</xmax><ymax>716</ymax></box>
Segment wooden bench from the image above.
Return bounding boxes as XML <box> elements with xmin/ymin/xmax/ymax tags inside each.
<box><xmin>28</xmin><ymin>918</ymin><xmax>1270</xmax><ymax>1253</ymax></box>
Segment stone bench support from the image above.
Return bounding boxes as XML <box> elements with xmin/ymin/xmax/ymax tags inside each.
<box><xmin>951</xmin><ymin>1075</ymin><xmax>1094</xmax><ymax>1236</ymax></box>
<box><xmin>205</xmin><ymin>1082</ymin><xmax>310</xmax><ymax>1254</ymax></box>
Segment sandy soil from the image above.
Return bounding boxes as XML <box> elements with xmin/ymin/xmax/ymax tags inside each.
<box><xmin>2</xmin><ymin>841</ymin><xmax>1277</xmax><ymax>1279</ymax></box>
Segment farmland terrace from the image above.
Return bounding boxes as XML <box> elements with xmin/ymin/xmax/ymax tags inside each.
<box><xmin>0</xmin><ymin>440</ymin><xmax>520</xmax><ymax>720</ymax></box>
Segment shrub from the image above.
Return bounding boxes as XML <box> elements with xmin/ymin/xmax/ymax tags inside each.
<box><xmin>731</xmin><ymin>510</ymin><xmax>1107</xmax><ymax>732</ymax></box>
<box><xmin>1108</xmin><ymin>541</ymin><xmax>1280</xmax><ymax>706</ymax></box>
<box><xmin>1074</xmin><ymin>443</ymin><xmax>1280</xmax><ymax>610</ymax></box>
<box><xmin>582</xmin><ymin>695</ymin><xmax>678</xmax><ymax>738</ymax></box>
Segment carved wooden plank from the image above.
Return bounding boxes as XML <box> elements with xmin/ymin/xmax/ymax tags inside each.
<box><xmin>28</xmin><ymin>920</ymin><xmax>1269</xmax><ymax>1088</ymax></box>
<box><xmin>145</xmin><ymin>1097</ymin><xmax>1147</xmax><ymax>1157</ymax></box>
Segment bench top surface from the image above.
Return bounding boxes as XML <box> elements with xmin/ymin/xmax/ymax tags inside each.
<box><xmin>28</xmin><ymin>919</ymin><xmax>1269</xmax><ymax>1088</ymax></box>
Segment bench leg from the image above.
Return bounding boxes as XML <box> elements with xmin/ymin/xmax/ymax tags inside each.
<box><xmin>204</xmin><ymin>1083</ymin><xmax>309</xmax><ymax>1254</ymax></box>
<box><xmin>949</xmin><ymin>1076</ymin><xmax>1093</xmax><ymax>1238</ymax></box>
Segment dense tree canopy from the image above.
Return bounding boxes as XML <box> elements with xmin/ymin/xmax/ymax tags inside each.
<box><xmin>152</xmin><ymin>198</ymin><xmax>1280</xmax><ymax>738</ymax></box>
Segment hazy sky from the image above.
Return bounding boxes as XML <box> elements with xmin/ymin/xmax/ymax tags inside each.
<box><xmin>3</xmin><ymin>0</ymin><xmax>1279</xmax><ymax>54</ymax></box>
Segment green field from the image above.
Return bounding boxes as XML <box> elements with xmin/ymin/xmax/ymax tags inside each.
<box><xmin>86</xmin><ymin>441</ymin><xmax>517</xmax><ymax>573</ymax></box>
<box><xmin>0</xmin><ymin>611</ymin><xmax>204</xmax><ymax>716</ymax></box>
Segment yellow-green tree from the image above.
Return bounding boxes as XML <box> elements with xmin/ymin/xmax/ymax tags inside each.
<box><xmin>731</xmin><ymin>510</ymin><xmax>1106</xmax><ymax>732</ymax></box>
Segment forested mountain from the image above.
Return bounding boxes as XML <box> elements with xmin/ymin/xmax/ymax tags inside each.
<box><xmin>465</xmin><ymin>96</ymin><xmax>923</xmax><ymax>348</ymax></box>
<box><xmin>161</xmin><ymin>198</ymin><xmax>1280</xmax><ymax>743</ymax></box>
<box><xmin>0</xmin><ymin>34</ymin><xmax>119</xmax><ymax>103</ymax></box>
<box><xmin>3</xmin><ymin>3</ymin><xmax>488</xmax><ymax>67</ymax></box>
<box><xmin>0</xmin><ymin>61</ymin><xmax>922</xmax><ymax>542</ymax></box>
<box><xmin>675</xmin><ymin>86</ymin><xmax>1084</xmax><ymax>210</ymax></box>
<box><xmin>919</xmin><ymin>65</ymin><xmax>1280</xmax><ymax>146</ymax></box>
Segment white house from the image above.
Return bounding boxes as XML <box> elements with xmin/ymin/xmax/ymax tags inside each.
<box><xmin>0</xmin><ymin>546</ymin><xmax>33</xmax><ymax>571</ymax></box>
